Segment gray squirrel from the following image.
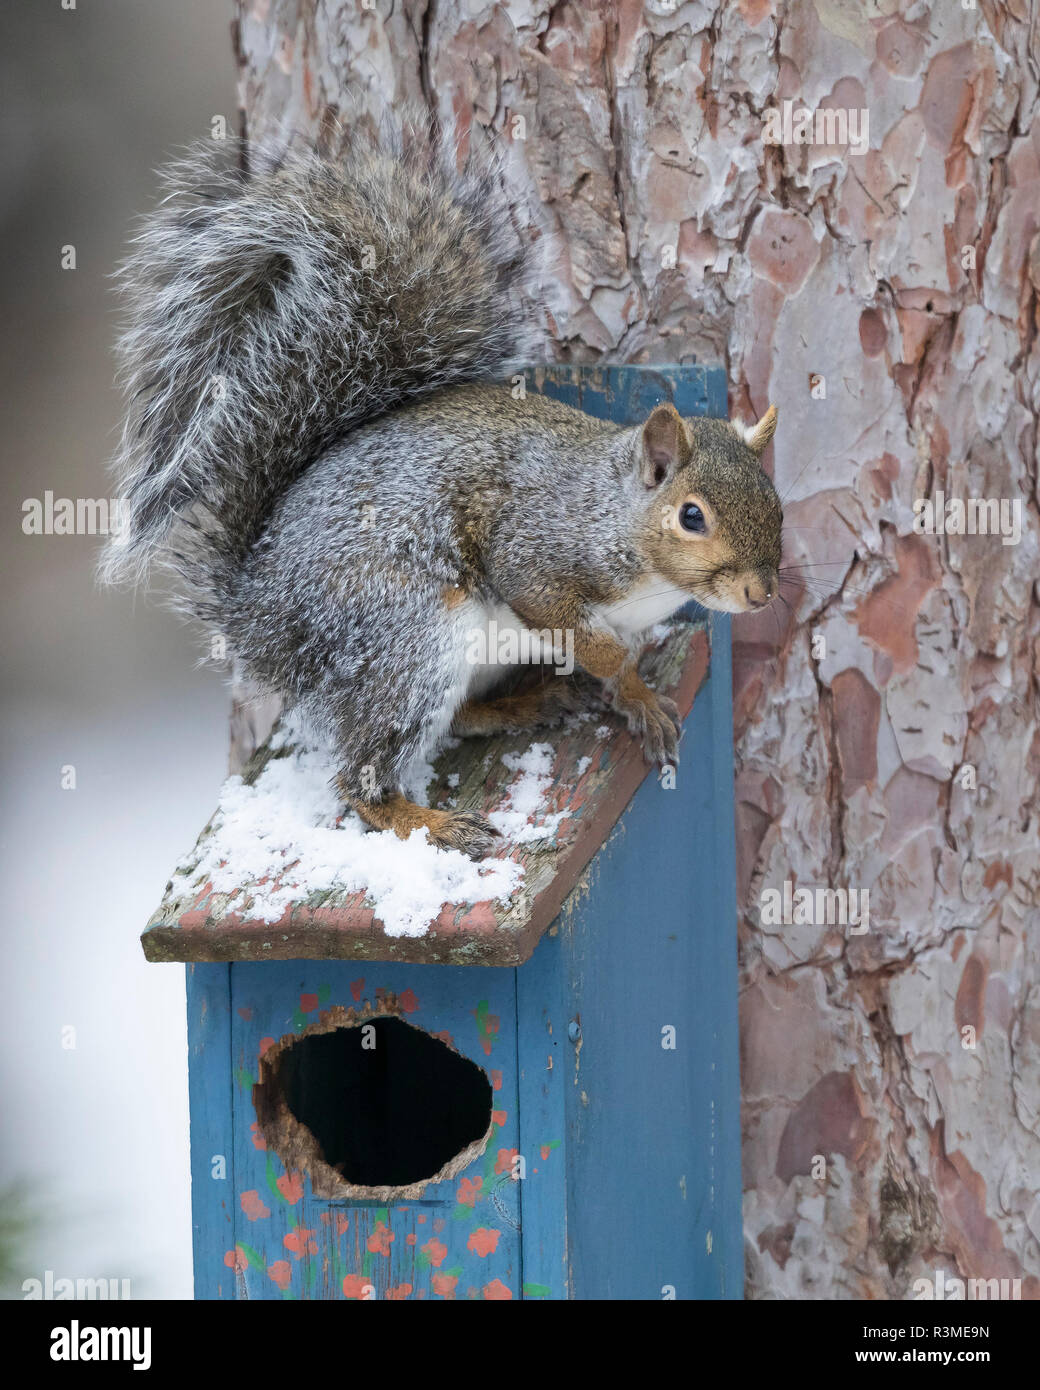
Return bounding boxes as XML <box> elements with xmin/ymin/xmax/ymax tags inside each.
<box><xmin>102</xmin><ymin>117</ymin><xmax>783</xmax><ymax>859</ymax></box>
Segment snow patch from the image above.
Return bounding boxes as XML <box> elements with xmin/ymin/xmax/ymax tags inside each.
<box><xmin>170</xmin><ymin>716</ymin><xmax>523</xmax><ymax>939</ymax></box>
<box><xmin>488</xmin><ymin>742</ymin><xmax>571</xmax><ymax>843</ymax></box>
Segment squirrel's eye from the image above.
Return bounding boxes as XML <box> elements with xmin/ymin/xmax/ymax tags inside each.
<box><xmin>679</xmin><ymin>502</ymin><xmax>706</xmax><ymax>534</ymax></box>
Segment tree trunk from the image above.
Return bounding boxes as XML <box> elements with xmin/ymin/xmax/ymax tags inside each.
<box><xmin>234</xmin><ymin>0</ymin><xmax>1040</xmax><ymax>1298</ymax></box>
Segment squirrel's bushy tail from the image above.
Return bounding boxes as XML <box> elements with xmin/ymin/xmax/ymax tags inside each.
<box><xmin>101</xmin><ymin>116</ymin><xmax>542</xmax><ymax>612</ymax></box>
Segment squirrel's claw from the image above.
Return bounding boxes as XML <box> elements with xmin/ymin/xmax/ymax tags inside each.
<box><xmin>656</xmin><ymin>694</ymin><xmax>682</xmax><ymax>729</ymax></box>
<box><xmin>655</xmin><ymin>695</ymin><xmax>683</xmax><ymax>769</ymax></box>
<box><xmin>614</xmin><ymin>688</ymin><xmax>682</xmax><ymax>770</ymax></box>
<box><xmin>642</xmin><ymin>703</ymin><xmax>681</xmax><ymax>769</ymax></box>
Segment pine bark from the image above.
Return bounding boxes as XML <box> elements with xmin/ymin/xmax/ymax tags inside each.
<box><xmin>234</xmin><ymin>0</ymin><xmax>1040</xmax><ymax>1297</ymax></box>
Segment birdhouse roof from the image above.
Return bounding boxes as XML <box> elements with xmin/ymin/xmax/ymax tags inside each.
<box><xmin>140</xmin><ymin>619</ymin><xmax>709</xmax><ymax>967</ymax></box>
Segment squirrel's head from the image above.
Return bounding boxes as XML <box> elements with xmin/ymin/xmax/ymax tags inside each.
<box><xmin>634</xmin><ymin>402</ymin><xmax>783</xmax><ymax>614</ymax></box>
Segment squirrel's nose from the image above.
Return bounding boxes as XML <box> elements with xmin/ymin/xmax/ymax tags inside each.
<box><xmin>743</xmin><ymin>573</ymin><xmax>776</xmax><ymax>610</ymax></box>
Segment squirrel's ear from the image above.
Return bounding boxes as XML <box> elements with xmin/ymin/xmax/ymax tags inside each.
<box><xmin>743</xmin><ymin>404</ymin><xmax>778</xmax><ymax>457</ymax></box>
<box><xmin>640</xmin><ymin>402</ymin><xmax>690</xmax><ymax>489</ymax></box>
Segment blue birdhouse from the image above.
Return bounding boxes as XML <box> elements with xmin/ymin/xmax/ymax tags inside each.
<box><xmin>142</xmin><ymin>365</ymin><xmax>743</xmax><ymax>1301</ymax></box>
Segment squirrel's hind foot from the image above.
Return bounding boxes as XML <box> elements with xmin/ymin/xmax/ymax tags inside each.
<box><xmin>346</xmin><ymin>790</ymin><xmax>501</xmax><ymax>861</ymax></box>
<box><xmin>430</xmin><ymin>810</ymin><xmax>501</xmax><ymax>860</ymax></box>
<box><xmin>452</xmin><ymin>672</ymin><xmax>600</xmax><ymax>738</ymax></box>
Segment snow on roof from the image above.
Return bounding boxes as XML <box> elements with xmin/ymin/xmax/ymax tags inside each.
<box><xmin>169</xmin><ymin>716</ymin><xmax>569</xmax><ymax>940</ymax></box>
<box><xmin>141</xmin><ymin>619</ymin><xmax>709</xmax><ymax>966</ymax></box>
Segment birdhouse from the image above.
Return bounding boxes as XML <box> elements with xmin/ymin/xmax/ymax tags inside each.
<box><xmin>142</xmin><ymin>365</ymin><xmax>743</xmax><ymax>1301</ymax></box>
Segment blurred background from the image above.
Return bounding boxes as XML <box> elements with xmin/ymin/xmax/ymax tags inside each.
<box><xmin>1</xmin><ymin>1</ymin><xmax>237</xmax><ymax>1298</ymax></box>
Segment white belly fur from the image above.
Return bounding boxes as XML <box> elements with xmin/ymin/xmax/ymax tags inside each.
<box><xmin>427</xmin><ymin>601</ymin><xmax>560</xmax><ymax>747</ymax></box>
<box><xmin>429</xmin><ymin>582</ymin><xmax>689</xmax><ymax>754</ymax></box>
<box><xmin>593</xmin><ymin>577</ymin><xmax>692</xmax><ymax>641</ymax></box>
<box><xmin>463</xmin><ymin>600</ymin><xmax>564</xmax><ymax>700</ymax></box>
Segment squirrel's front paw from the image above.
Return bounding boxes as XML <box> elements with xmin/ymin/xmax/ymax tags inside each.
<box><xmin>428</xmin><ymin>810</ymin><xmax>501</xmax><ymax>861</ymax></box>
<box><xmin>613</xmin><ymin>688</ymin><xmax>681</xmax><ymax>768</ymax></box>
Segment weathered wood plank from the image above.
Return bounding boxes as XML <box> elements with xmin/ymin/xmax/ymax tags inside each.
<box><xmin>526</xmin><ymin>364</ymin><xmax>727</xmax><ymax>422</ymax></box>
<box><xmin>514</xmin><ymin>917</ymin><xmax>570</xmax><ymax>1300</ymax></box>
<box><xmin>186</xmin><ymin>963</ymin><xmax>238</xmax><ymax>1299</ymax></box>
<box><xmin>557</xmin><ymin>621</ymin><xmax>743</xmax><ymax>1297</ymax></box>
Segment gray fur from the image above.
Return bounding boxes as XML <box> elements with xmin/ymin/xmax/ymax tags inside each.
<box><xmin>101</xmin><ymin>115</ymin><xmax>541</xmax><ymax>602</ymax></box>
<box><xmin>223</xmin><ymin>383</ymin><xmax>642</xmax><ymax>795</ymax></box>
<box><xmin>102</xmin><ymin>119</ymin><xmax>783</xmax><ymax>821</ymax></box>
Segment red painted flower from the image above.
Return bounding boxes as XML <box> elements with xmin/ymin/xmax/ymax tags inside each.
<box><xmin>431</xmin><ymin>1272</ymin><xmax>458</xmax><ymax>1299</ymax></box>
<box><xmin>223</xmin><ymin>1247</ymin><xmax>248</xmax><ymax>1272</ymax></box>
<box><xmin>491</xmin><ymin>1069</ymin><xmax>503</xmax><ymax>1091</ymax></box>
<box><xmin>239</xmin><ymin>1190</ymin><xmax>270</xmax><ymax>1221</ymax></box>
<box><xmin>342</xmin><ymin>1273</ymin><xmax>374</xmax><ymax>1300</ymax></box>
<box><xmin>258</xmin><ymin>1036</ymin><xmax>276</xmax><ymax>1056</ymax></box>
<box><xmin>491</xmin><ymin>1109</ymin><xmax>507</xmax><ymax>1127</ymax></box>
<box><xmin>482</xmin><ymin>1278</ymin><xmax>512</xmax><ymax>1300</ymax></box>
<box><xmin>422</xmin><ymin>1237</ymin><xmax>448</xmax><ymax>1267</ymax></box>
<box><xmin>467</xmin><ymin>1227</ymin><xmax>500</xmax><ymax>1258</ymax></box>
<box><xmin>456</xmin><ymin>1176</ymin><xmax>482</xmax><ymax>1207</ymax></box>
<box><xmin>267</xmin><ymin>1260</ymin><xmax>292</xmax><ymax>1290</ymax></box>
<box><xmin>495</xmin><ymin>1148</ymin><xmax>519</xmax><ymax>1176</ymax></box>
<box><xmin>398</xmin><ymin>988</ymin><xmax>419</xmax><ymax>1014</ymax></box>
<box><xmin>284</xmin><ymin>1227</ymin><xmax>318</xmax><ymax>1258</ymax></box>
<box><xmin>276</xmin><ymin>1171</ymin><xmax>304</xmax><ymax>1204</ymax></box>
<box><xmin>350</xmin><ymin>978</ymin><xmax>364</xmax><ymax>1001</ymax></box>
<box><xmin>386</xmin><ymin>1283</ymin><xmax>413</xmax><ymax>1300</ymax></box>
<box><xmin>299</xmin><ymin>992</ymin><xmax>319</xmax><ymax>1012</ymax></box>
<box><xmin>249</xmin><ymin>1122</ymin><xmax>267</xmax><ymax>1151</ymax></box>
<box><xmin>367</xmin><ymin>1221</ymin><xmax>394</xmax><ymax>1257</ymax></box>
